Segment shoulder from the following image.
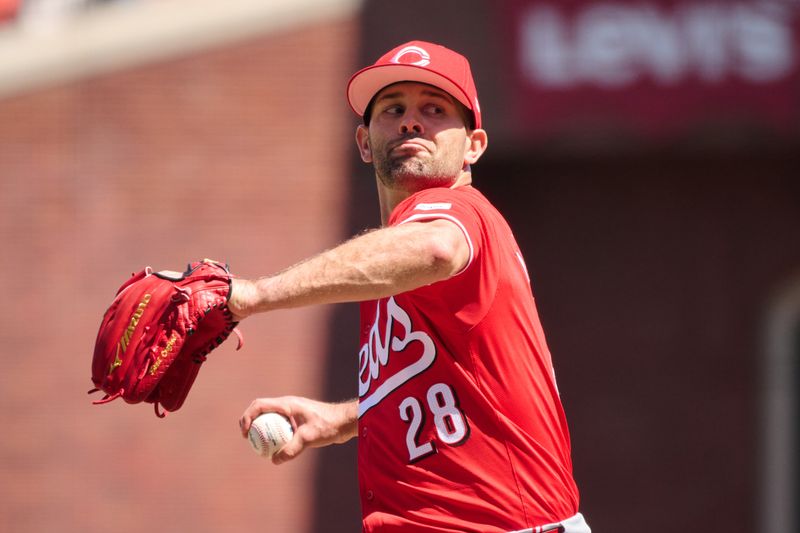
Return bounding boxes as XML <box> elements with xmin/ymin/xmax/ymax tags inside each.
<box><xmin>389</xmin><ymin>186</ymin><xmax>493</xmax><ymax>226</ymax></box>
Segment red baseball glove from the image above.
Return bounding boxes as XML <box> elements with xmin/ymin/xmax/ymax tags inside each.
<box><xmin>89</xmin><ymin>259</ymin><xmax>243</xmax><ymax>417</ymax></box>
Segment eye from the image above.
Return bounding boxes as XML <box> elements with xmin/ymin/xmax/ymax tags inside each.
<box><xmin>383</xmin><ymin>104</ymin><xmax>404</xmax><ymax>116</ymax></box>
<box><xmin>424</xmin><ymin>104</ymin><xmax>445</xmax><ymax>116</ymax></box>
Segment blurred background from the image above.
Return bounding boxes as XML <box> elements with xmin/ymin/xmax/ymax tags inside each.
<box><xmin>0</xmin><ymin>0</ymin><xmax>798</xmax><ymax>531</ymax></box>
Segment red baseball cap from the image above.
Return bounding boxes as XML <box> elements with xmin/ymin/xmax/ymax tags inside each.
<box><xmin>347</xmin><ymin>40</ymin><xmax>482</xmax><ymax>130</ymax></box>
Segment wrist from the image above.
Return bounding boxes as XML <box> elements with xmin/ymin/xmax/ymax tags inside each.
<box><xmin>229</xmin><ymin>278</ymin><xmax>258</xmax><ymax>321</ymax></box>
<box><xmin>334</xmin><ymin>399</ymin><xmax>359</xmax><ymax>442</ymax></box>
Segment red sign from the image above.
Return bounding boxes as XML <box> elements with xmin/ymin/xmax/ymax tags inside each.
<box><xmin>502</xmin><ymin>1</ymin><xmax>800</xmax><ymax>139</ymax></box>
<box><xmin>0</xmin><ymin>0</ymin><xmax>19</xmax><ymax>22</ymax></box>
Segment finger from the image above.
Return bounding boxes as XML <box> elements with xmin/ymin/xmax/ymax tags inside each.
<box><xmin>239</xmin><ymin>399</ymin><xmax>271</xmax><ymax>437</ymax></box>
<box><xmin>271</xmin><ymin>432</ymin><xmax>305</xmax><ymax>465</ymax></box>
<box><xmin>239</xmin><ymin>397</ymin><xmax>292</xmax><ymax>438</ymax></box>
<box><xmin>238</xmin><ymin>413</ymin><xmax>256</xmax><ymax>438</ymax></box>
<box><xmin>239</xmin><ymin>412</ymin><xmax>253</xmax><ymax>438</ymax></box>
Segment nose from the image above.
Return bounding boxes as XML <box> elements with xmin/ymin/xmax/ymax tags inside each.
<box><xmin>399</xmin><ymin>110</ymin><xmax>423</xmax><ymax>134</ymax></box>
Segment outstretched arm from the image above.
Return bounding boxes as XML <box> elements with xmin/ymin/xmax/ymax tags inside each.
<box><xmin>239</xmin><ymin>396</ymin><xmax>358</xmax><ymax>465</ymax></box>
<box><xmin>228</xmin><ymin>218</ymin><xmax>469</xmax><ymax>319</ymax></box>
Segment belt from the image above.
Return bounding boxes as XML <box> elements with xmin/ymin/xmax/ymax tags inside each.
<box><xmin>508</xmin><ymin>512</ymin><xmax>591</xmax><ymax>533</ymax></box>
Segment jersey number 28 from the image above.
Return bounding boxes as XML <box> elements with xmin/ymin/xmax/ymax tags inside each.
<box><xmin>399</xmin><ymin>382</ymin><xmax>470</xmax><ymax>462</ymax></box>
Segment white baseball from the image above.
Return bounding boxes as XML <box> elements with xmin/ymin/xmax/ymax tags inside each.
<box><xmin>248</xmin><ymin>412</ymin><xmax>293</xmax><ymax>459</ymax></box>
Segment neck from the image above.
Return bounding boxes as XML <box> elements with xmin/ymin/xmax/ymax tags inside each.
<box><xmin>376</xmin><ymin>171</ymin><xmax>473</xmax><ymax>226</ymax></box>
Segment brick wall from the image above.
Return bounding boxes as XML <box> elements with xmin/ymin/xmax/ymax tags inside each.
<box><xmin>0</xmin><ymin>18</ymin><xmax>358</xmax><ymax>533</ymax></box>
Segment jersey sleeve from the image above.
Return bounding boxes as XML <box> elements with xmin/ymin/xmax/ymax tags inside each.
<box><xmin>389</xmin><ymin>187</ymin><xmax>498</xmax><ymax>330</ymax></box>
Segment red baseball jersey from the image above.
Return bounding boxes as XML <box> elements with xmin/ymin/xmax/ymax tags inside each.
<box><xmin>357</xmin><ymin>185</ymin><xmax>580</xmax><ymax>532</ymax></box>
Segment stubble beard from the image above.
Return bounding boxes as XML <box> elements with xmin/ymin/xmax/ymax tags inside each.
<box><xmin>371</xmin><ymin>138</ymin><xmax>460</xmax><ymax>192</ymax></box>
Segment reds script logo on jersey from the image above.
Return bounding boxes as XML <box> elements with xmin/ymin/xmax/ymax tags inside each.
<box><xmin>358</xmin><ymin>296</ymin><xmax>436</xmax><ymax>417</ymax></box>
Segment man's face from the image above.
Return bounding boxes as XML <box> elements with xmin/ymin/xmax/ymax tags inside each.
<box><xmin>357</xmin><ymin>82</ymin><xmax>472</xmax><ymax>192</ymax></box>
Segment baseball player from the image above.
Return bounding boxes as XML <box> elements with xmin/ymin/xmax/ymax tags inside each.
<box><xmin>230</xmin><ymin>41</ymin><xmax>591</xmax><ymax>533</ymax></box>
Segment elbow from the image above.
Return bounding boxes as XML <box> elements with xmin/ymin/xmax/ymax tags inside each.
<box><xmin>396</xmin><ymin>220</ymin><xmax>470</xmax><ymax>283</ymax></box>
<box><xmin>423</xmin><ymin>233</ymin><xmax>466</xmax><ymax>279</ymax></box>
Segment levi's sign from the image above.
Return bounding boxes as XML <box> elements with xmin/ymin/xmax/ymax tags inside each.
<box><xmin>505</xmin><ymin>0</ymin><xmax>800</xmax><ymax>138</ymax></box>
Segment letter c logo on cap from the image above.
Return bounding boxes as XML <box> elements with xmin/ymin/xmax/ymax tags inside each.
<box><xmin>391</xmin><ymin>45</ymin><xmax>431</xmax><ymax>67</ymax></box>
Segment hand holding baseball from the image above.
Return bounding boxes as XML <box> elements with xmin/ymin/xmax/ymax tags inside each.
<box><xmin>240</xmin><ymin>396</ymin><xmax>358</xmax><ymax>465</ymax></box>
<box><xmin>248</xmin><ymin>413</ymin><xmax>294</xmax><ymax>459</ymax></box>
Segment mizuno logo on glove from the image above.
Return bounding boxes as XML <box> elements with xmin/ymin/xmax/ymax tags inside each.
<box><xmin>110</xmin><ymin>293</ymin><xmax>152</xmax><ymax>375</ymax></box>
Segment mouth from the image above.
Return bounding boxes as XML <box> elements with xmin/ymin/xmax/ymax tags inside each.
<box><xmin>389</xmin><ymin>138</ymin><xmax>430</xmax><ymax>154</ymax></box>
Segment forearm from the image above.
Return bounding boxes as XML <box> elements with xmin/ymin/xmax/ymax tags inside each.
<box><xmin>233</xmin><ymin>220</ymin><xmax>466</xmax><ymax>317</ymax></box>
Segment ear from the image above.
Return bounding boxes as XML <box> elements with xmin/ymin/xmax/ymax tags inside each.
<box><xmin>463</xmin><ymin>129</ymin><xmax>488</xmax><ymax>166</ymax></box>
<box><xmin>355</xmin><ymin>125</ymin><xmax>372</xmax><ymax>163</ymax></box>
